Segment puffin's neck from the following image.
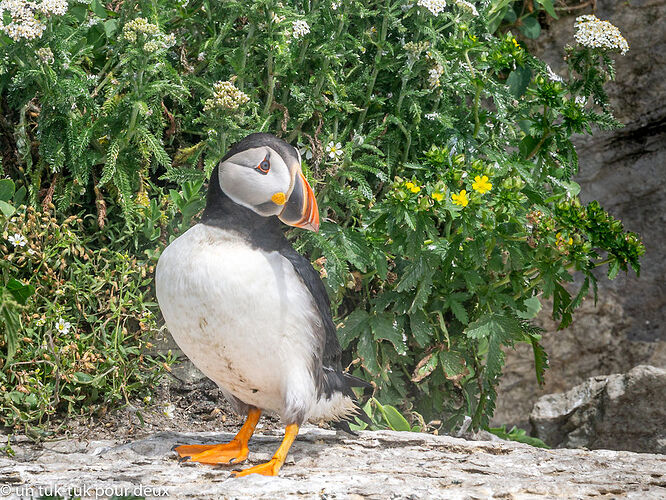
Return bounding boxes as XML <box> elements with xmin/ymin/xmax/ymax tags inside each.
<box><xmin>200</xmin><ymin>167</ymin><xmax>287</xmax><ymax>251</ymax></box>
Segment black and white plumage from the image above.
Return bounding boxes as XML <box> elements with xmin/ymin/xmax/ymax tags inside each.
<box><xmin>155</xmin><ymin>133</ymin><xmax>369</xmax><ymax>476</ymax></box>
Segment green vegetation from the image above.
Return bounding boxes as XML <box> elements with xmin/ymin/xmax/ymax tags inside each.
<box><xmin>0</xmin><ymin>0</ymin><xmax>643</xmax><ymax>435</ymax></box>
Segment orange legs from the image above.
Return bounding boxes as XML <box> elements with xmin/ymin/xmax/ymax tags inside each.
<box><xmin>174</xmin><ymin>407</ymin><xmax>261</xmax><ymax>465</ymax></box>
<box><xmin>232</xmin><ymin>423</ymin><xmax>300</xmax><ymax>477</ymax></box>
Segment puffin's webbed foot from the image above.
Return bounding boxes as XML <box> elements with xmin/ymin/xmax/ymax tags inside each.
<box><xmin>232</xmin><ymin>423</ymin><xmax>299</xmax><ymax>477</ymax></box>
<box><xmin>175</xmin><ymin>440</ymin><xmax>249</xmax><ymax>465</ymax></box>
<box><xmin>174</xmin><ymin>407</ymin><xmax>261</xmax><ymax>466</ymax></box>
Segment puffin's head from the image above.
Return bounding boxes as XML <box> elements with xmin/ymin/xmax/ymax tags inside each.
<box><xmin>216</xmin><ymin>133</ymin><xmax>319</xmax><ymax>232</ymax></box>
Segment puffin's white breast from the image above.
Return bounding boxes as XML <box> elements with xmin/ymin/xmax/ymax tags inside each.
<box><xmin>155</xmin><ymin>224</ymin><xmax>321</xmax><ymax>419</ymax></box>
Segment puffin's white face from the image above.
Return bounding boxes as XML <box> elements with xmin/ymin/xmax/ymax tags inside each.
<box><xmin>218</xmin><ymin>143</ymin><xmax>319</xmax><ymax>232</ymax></box>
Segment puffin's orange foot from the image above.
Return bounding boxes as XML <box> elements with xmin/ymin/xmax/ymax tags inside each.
<box><xmin>232</xmin><ymin>458</ymin><xmax>283</xmax><ymax>477</ymax></box>
<box><xmin>175</xmin><ymin>440</ymin><xmax>248</xmax><ymax>465</ymax></box>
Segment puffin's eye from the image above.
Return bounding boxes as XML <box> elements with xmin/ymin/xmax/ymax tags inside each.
<box><xmin>256</xmin><ymin>156</ymin><xmax>270</xmax><ymax>175</ymax></box>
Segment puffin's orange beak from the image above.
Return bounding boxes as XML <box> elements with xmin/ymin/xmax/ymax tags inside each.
<box><xmin>278</xmin><ymin>171</ymin><xmax>320</xmax><ymax>232</ymax></box>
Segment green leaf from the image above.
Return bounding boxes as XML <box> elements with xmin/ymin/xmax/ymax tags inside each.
<box><xmin>396</xmin><ymin>256</ymin><xmax>425</xmax><ymax>292</ymax></box>
<box><xmin>446</xmin><ymin>295</ymin><xmax>469</xmax><ymax>324</ymax></box>
<box><xmin>439</xmin><ymin>351</ymin><xmax>467</xmax><ymax>380</ymax></box>
<box><xmin>0</xmin><ymin>179</ymin><xmax>14</xmax><ymax>201</ymax></box>
<box><xmin>1</xmin><ymin>305</ymin><xmax>20</xmax><ymax>361</ymax></box>
<box><xmin>535</xmin><ymin>0</ymin><xmax>558</xmax><ymax>19</ymax></box>
<box><xmin>357</xmin><ymin>331</ymin><xmax>380</xmax><ymax>376</ymax></box>
<box><xmin>412</xmin><ymin>352</ymin><xmax>438</xmax><ymax>383</ymax></box>
<box><xmin>103</xmin><ymin>19</ymin><xmax>117</xmax><ymax>37</ymax></box>
<box><xmin>507</xmin><ymin>66</ymin><xmax>532</xmax><ymax>98</ymax></box>
<box><xmin>516</xmin><ymin>296</ymin><xmax>542</xmax><ymax>320</ymax></box>
<box><xmin>464</xmin><ymin>314</ymin><xmax>522</xmax><ymax>342</ymax></box>
<box><xmin>531</xmin><ymin>338</ymin><xmax>549</xmax><ymax>386</ymax></box>
<box><xmin>381</xmin><ymin>404</ymin><xmax>411</xmax><ymax>432</ymax></box>
<box><xmin>74</xmin><ymin>372</ymin><xmax>93</xmax><ymax>383</ymax></box>
<box><xmin>338</xmin><ymin>309</ymin><xmax>370</xmax><ymax>349</ymax></box>
<box><xmin>409</xmin><ymin>310</ymin><xmax>432</xmax><ymax>347</ymax></box>
<box><xmin>0</xmin><ymin>200</ymin><xmax>15</xmax><ymax>217</ymax></box>
<box><xmin>6</xmin><ymin>279</ymin><xmax>35</xmax><ymax>305</ymax></box>
<box><xmin>487</xmin><ymin>425</ymin><xmax>550</xmax><ymax>448</ymax></box>
<box><xmin>520</xmin><ymin>16</ymin><xmax>541</xmax><ymax>39</ymax></box>
<box><xmin>371</xmin><ymin>314</ymin><xmax>405</xmax><ymax>355</ymax></box>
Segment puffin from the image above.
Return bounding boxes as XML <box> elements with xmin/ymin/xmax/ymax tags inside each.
<box><xmin>155</xmin><ymin>133</ymin><xmax>370</xmax><ymax>477</ymax></box>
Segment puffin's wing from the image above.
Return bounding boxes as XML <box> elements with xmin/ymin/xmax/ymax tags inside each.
<box><xmin>279</xmin><ymin>245</ymin><xmax>341</xmax><ymax>368</ymax></box>
<box><xmin>279</xmin><ymin>245</ymin><xmax>372</xmax><ymax>390</ymax></box>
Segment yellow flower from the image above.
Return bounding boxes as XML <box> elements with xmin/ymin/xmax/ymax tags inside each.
<box><xmin>472</xmin><ymin>175</ymin><xmax>492</xmax><ymax>194</ymax></box>
<box><xmin>451</xmin><ymin>190</ymin><xmax>469</xmax><ymax>207</ymax></box>
<box><xmin>556</xmin><ymin>232</ymin><xmax>574</xmax><ymax>245</ymax></box>
<box><xmin>431</xmin><ymin>192</ymin><xmax>444</xmax><ymax>202</ymax></box>
<box><xmin>512</xmin><ymin>38</ymin><xmax>519</xmax><ymax>48</ymax></box>
<box><xmin>405</xmin><ymin>181</ymin><xmax>421</xmax><ymax>193</ymax></box>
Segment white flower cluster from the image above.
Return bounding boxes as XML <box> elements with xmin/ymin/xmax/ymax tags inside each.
<box><xmin>425</xmin><ymin>112</ymin><xmax>440</xmax><ymax>120</ymax></box>
<box><xmin>404</xmin><ymin>40</ymin><xmax>430</xmax><ymax>65</ymax></box>
<box><xmin>545</xmin><ymin>64</ymin><xmax>563</xmax><ymax>82</ymax></box>
<box><xmin>426</xmin><ymin>55</ymin><xmax>444</xmax><ymax>88</ymax></box>
<box><xmin>123</xmin><ymin>17</ymin><xmax>176</xmax><ymax>53</ymax></box>
<box><xmin>204</xmin><ymin>79</ymin><xmax>250</xmax><ymax>111</ymax></box>
<box><xmin>0</xmin><ymin>0</ymin><xmax>68</xmax><ymax>41</ymax></box>
<box><xmin>291</xmin><ymin>19</ymin><xmax>310</xmax><ymax>39</ymax></box>
<box><xmin>36</xmin><ymin>46</ymin><xmax>54</xmax><ymax>64</ymax></box>
<box><xmin>453</xmin><ymin>0</ymin><xmax>478</xmax><ymax>16</ymax></box>
<box><xmin>417</xmin><ymin>0</ymin><xmax>447</xmax><ymax>16</ymax></box>
<box><xmin>123</xmin><ymin>17</ymin><xmax>160</xmax><ymax>42</ymax></box>
<box><xmin>574</xmin><ymin>15</ymin><xmax>629</xmax><ymax>55</ymax></box>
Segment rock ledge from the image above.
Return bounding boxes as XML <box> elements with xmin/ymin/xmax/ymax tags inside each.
<box><xmin>1</xmin><ymin>428</ymin><xmax>665</xmax><ymax>499</ymax></box>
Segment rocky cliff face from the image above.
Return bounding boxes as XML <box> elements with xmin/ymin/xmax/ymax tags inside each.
<box><xmin>494</xmin><ymin>1</ymin><xmax>666</xmax><ymax>432</ymax></box>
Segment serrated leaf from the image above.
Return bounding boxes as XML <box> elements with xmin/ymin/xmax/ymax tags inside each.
<box><xmin>516</xmin><ymin>296</ymin><xmax>542</xmax><ymax>320</ymax></box>
<box><xmin>371</xmin><ymin>313</ymin><xmax>405</xmax><ymax>355</ymax></box>
<box><xmin>439</xmin><ymin>351</ymin><xmax>468</xmax><ymax>384</ymax></box>
<box><xmin>447</xmin><ymin>297</ymin><xmax>469</xmax><ymax>324</ymax></box>
<box><xmin>464</xmin><ymin>314</ymin><xmax>523</xmax><ymax>342</ymax></box>
<box><xmin>531</xmin><ymin>338</ymin><xmax>549</xmax><ymax>386</ymax></box>
<box><xmin>396</xmin><ymin>256</ymin><xmax>425</xmax><ymax>292</ymax></box>
<box><xmin>412</xmin><ymin>352</ymin><xmax>438</xmax><ymax>382</ymax></box>
<box><xmin>409</xmin><ymin>310</ymin><xmax>432</xmax><ymax>347</ymax></box>
<box><xmin>357</xmin><ymin>331</ymin><xmax>380</xmax><ymax>376</ymax></box>
<box><xmin>338</xmin><ymin>309</ymin><xmax>370</xmax><ymax>349</ymax></box>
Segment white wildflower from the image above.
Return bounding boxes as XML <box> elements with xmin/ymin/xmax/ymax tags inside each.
<box><xmin>291</xmin><ymin>19</ymin><xmax>310</xmax><ymax>39</ymax></box>
<box><xmin>425</xmin><ymin>112</ymin><xmax>440</xmax><ymax>120</ymax></box>
<box><xmin>27</xmin><ymin>248</ymin><xmax>35</xmax><ymax>255</ymax></box>
<box><xmin>453</xmin><ymin>0</ymin><xmax>478</xmax><ymax>16</ymax></box>
<box><xmin>575</xmin><ymin>95</ymin><xmax>587</xmax><ymax>105</ymax></box>
<box><xmin>37</xmin><ymin>0</ymin><xmax>68</xmax><ymax>16</ymax></box>
<box><xmin>270</xmin><ymin>12</ymin><xmax>285</xmax><ymax>24</ymax></box>
<box><xmin>162</xmin><ymin>33</ymin><xmax>176</xmax><ymax>48</ymax></box>
<box><xmin>545</xmin><ymin>64</ymin><xmax>563</xmax><ymax>82</ymax></box>
<box><xmin>197</xmin><ymin>51</ymin><xmax>206</xmax><ymax>61</ymax></box>
<box><xmin>36</xmin><ymin>46</ymin><xmax>54</xmax><ymax>64</ymax></box>
<box><xmin>35</xmin><ymin>317</ymin><xmax>46</xmax><ymax>326</ymax></box>
<box><xmin>123</xmin><ymin>17</ymin><xmax>160</xmax><ymax>43</ymax></box>
<box><xmin>331</xmin><ymin>1</ymin><xmax>341</xmax><ymax>10</ymax></box>
<box><xmin>8</xmin><ymin>233</ymin><xmax>27</xmax><ymax>247</ymax></box>
<box><xmin>426</xmin><ymin>56</ymin><xmax>444</xmax><ymax>88</ymax></box>
<box><xmin>298</xmin><ymin>143</ymin><xmax>313</xmax><ymax>161</ymax></box>
<box><xmin>204</xmin><ymin>79</ymin><xmax>250</xmax><ymax>111</ymax></box>
<box><xmin>574</xmin><ymin>14</ymin><xmax>629</xmax><ymax>55</ymax></box>
<box><xmin>55</xmin><ymin>318</ymin><xmax>71</xmax><ymax>335</ymax></box>
<box><xmin>163</xmin><ymin>403</ymin><xmax>176</xmax><ymax>419</ymax></box>
<box><xmin>417</xmin><ymin>0</ymin><xmax>447</xmax><ymax>16</ymax></box>
<box><xmin>143</xmin><ymin>40</ymin><xmax>160</xmax><ymax>52</ymax></box>
<box><xmin>326</xmin><ymin>141</ymin><xmax>343</xmax><ymax>159</ymax></box>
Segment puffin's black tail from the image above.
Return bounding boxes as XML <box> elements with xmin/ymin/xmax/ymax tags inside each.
<box><xmin>322</xmin><ymin>368</ymin><xmax>373</xmax><ymax>433</ymax></box>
